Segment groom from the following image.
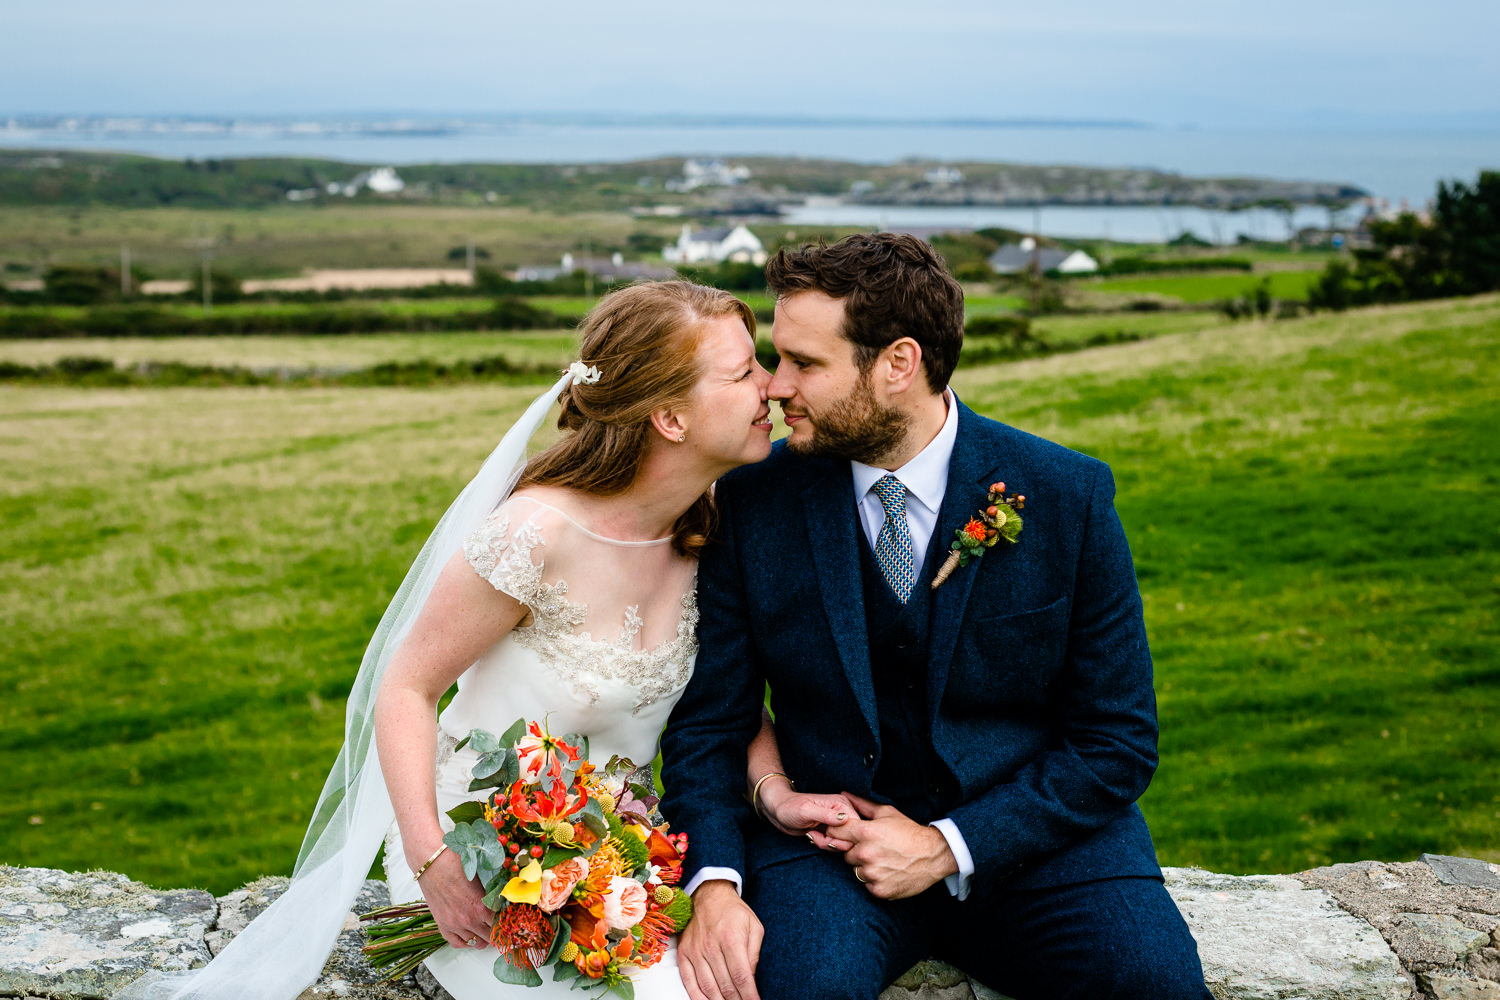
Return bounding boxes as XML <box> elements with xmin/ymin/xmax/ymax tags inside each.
<box><xmin>660</xmin><ymin>233</ymin><xmax>1210</xmax><ymax>1000</ymax></box>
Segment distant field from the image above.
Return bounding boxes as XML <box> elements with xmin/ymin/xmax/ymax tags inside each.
<box><xmin>0</xmin><ymin>304</ymin><xmax>1214</xmax><ymax>371</ymax></box>
<box><xmin>0</xmin><ymin>330</ymin><xmax>580</xmax><ymax>370</ymax></box>
<box><xmin>1084</xmin><ymin>269</ymin><xmax>1323</xmax><ymax>303</ymax></box>
<box><xmin>1030</xmin><ymin>310</ymin><xmax>1222</xmax><ymax>345</ymax></box>
<box><xmin>3</xmin><ymin>294</ymin><xmax>1496</xmax><ymax>892</ymax></box>
<box><xmin>0</xmin><ymin>205</ymin><xmax>674</xmax><ymax>279</ymax></box>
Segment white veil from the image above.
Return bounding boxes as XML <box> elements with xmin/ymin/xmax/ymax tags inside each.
<box><xmin>116</xmin><ymin>365</ymin><xmax>598</xmax><ymax>1000</ymax></box>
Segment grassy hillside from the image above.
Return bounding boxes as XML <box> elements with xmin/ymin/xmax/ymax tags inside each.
<box><xmin>1</xmin><ymin>295</ymin><xmax>1495</xmax><ymax>892</ymax></box>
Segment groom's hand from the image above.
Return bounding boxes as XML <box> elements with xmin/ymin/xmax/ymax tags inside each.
<box><xmin>679</xmin><ymin>880</ymin><xmax>763</xmax><ymax>1000</ymax></box>
<box><xmin>828</xmin><ymin>792</ymin><xmax>958</xmax><ymax>899</ymax></box>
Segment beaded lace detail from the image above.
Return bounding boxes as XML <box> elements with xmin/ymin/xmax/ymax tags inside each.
<box><xmin>462</xmin><ymin>509</ymin><xmax>699</xmax><ymax>713</ymax></box>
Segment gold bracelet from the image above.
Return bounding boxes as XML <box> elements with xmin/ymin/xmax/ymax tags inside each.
<box><xmin>750</xmin><ymin>771</ymin><xmax>794</xmax><ymax>817</ymax></box>
<box><xmin>413</xmin><ymin>843</ymin><xmax>448</xmax><ymax>881</ymax></box>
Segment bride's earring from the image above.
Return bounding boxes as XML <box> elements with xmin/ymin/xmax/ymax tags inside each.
<box><xmin>677</xmin><ymin>432</ymin><xmax>686</xmax><ymax>443</ymax></box>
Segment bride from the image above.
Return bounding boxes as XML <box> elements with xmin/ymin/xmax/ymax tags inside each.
<box><xmin>115</xmin><ymin>280</ymin><xmax>796</xmax><ymax>999</ymax></box>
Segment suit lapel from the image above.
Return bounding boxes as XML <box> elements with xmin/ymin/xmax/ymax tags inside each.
<box><xmin>801</xmin><ymin>462</ymin><xmax>880</xmax><ymax>741</ymax></box>
<box><xmin>926</xmin><ymin>404</ymin><xmax>1003</xmax><ymax>708</ymax></box>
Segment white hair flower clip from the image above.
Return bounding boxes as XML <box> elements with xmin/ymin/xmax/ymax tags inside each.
<box><xmin>567</xmin><ymin>361</ymin><xmax>602</xmax><ymax>386</ymax></box>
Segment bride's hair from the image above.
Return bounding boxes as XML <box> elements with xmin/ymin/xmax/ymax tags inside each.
<box><xmin>517</xmin><ymin>280</ymin><xmax>757</xmax><ymax>557</ymax></box>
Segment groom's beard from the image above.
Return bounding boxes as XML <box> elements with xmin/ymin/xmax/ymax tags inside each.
<box><xmin>784</xmin><ymin>372</ymin><xmax>910</xmax><ymax>466</ymax></box>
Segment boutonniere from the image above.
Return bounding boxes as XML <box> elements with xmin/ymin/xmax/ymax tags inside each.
<box><xmin>930</xmin><ymin>482</ymin><xmax>1025</xmax><ymax>590</ymax></box>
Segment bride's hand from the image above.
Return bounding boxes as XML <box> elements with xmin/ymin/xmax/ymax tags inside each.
<box><xmin>417</xmin><ymin>849</ymin><xmax>494</xmax><ymax>949</ymax></box>
<box><xmin>756</xmin><ymin>780</ymin><xmax>857</xmax><ymax>851</ymax></box>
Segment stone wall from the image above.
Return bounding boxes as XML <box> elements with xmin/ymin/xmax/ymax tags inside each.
<box><xmin>2</xmin><ymin>856</ymin><xmax>1497</xmax><ymax>1000</ymax></box>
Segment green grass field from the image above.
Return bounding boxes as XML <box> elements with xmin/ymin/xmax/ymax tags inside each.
<box><xmin>2</xmin><ymin>295</ymin><xmax>1496</xmax><ymax>893</ymax></box>
<box><xmin>1083</xmin><ymin>269</ymin><xmax>1323</xmax><ymax>303</ymax></box>
<box><xmin>0</xmin><ymin>330</ymin><xmax>581</xmax><ymax>370</ymax></box>
<box><xmin>0</xmin><ymin>205</ymin><xmax>675</xmax><ymax>279</ymax></box>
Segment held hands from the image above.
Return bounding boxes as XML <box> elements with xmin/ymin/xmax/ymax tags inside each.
<box><xmin>825</xmin><ymin>793</ymin><xmax>958</xmax><ymax>899</ymax></box>
<box><xmin>756</xmin><ymin>777</ymin><xmax>858</xmax><ymax>851</ymax></box>
<box><xmin>414</xmin><ymin>847</ymin><xmax>494</xmax><ymax>949</ymax></box>
<box><xmin>680</xmin><ymin>880</ymin><xmax>764</xmax><ymax>1000</ymax></box>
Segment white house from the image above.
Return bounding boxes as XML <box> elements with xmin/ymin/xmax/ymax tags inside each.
<box><xmin>665</xmin><ymin>158</ymin><xmax>752</xmax><ymax>192</ymax></box>
<box><xmin>322</xmin><ymin>166</ymin><xmax>405</xmax><ymax>198</ymax></box>
<box><xmin>987</xmin><ymin>237</ymin><xmax>1098</xmax><ymax>275</ymax></box>
<box><xmin>661</xmin><ymin>224</ymin><xmax>767</xmax><ymax>265</ymax></box>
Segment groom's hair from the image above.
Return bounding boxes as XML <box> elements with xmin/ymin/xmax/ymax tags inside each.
<box><xmin>764</xmin><ymin>232</ymin><xmax>964</xmax><ymax>393</ymax></box>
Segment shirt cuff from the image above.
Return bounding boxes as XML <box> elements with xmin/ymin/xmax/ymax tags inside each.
<box><xmin>930</xmin><ymin>818</ymin><xmax>974</xmax><ymax>900</ymax></box>
<box><xmin>684</xmin><ymin>866</ymin><xmax>743</xmax><ymax>897</ymax></box>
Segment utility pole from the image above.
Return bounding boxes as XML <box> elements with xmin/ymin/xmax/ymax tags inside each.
<box><xmin>120</xmin><ymin>245</ymin><xmax>131</xmax><ymax>297</ymax></box>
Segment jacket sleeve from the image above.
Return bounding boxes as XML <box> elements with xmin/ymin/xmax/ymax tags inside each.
<box><xmin>658</xmin><ymin>480</ymin><xmax>766</xmax><ymax>885</ymax></box>
<box><xmin>946</xmin><ymin>461</ymin><xmax>1159</xmax><ymax>896</ymax></box>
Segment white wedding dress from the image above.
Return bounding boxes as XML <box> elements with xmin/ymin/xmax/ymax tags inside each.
<box><xmin>383</xmin><ymin>494</ymin><xmax>698</xmax><ymax>999</ymax></box>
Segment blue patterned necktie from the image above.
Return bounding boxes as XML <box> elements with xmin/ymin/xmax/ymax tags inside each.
<box><xmin>872</xmin><ymin>474</ymin><xmax>916</xmax><ymax>603</ymax></box>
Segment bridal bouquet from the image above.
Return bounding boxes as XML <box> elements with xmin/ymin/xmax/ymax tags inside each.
<box><xmin>362</xmin><ymin>718</ymin><xmax>692</xmax><ymax>997</ymax></box>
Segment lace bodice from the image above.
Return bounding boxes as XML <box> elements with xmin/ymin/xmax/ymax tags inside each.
<box><xmin>436</xmin><ymin>496</ymin><xmax>698</xmax><ymax>765</ymax></box>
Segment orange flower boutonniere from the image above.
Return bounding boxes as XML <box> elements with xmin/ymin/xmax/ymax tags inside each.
<box><xmin>930</xmin><ymin>482</ymin><xmax>1025</xmax><ymax>590</ymax></box>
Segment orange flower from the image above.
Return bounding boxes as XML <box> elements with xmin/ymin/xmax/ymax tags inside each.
<box><xmin>632</xmin><ymin>908</ymin><xmax>675</xmax><ymax>968</ymax></box>
<box><xmin>516</xmin><ymin>720</ymin><xmax>582</xmax><ymax>780</ymax></box>
<box><xmin>575</xmin><ymin>947</ymin><xmax>611</xmax><ymax>979</ymax></box>
<box><xmin>538</xmin><ymin>856</ymin><xmax>589</xmax><ymax>913</ymax></box>
<box><xmin>601</xmin><ymin>876</ymin><xmax>648</xmax><ymax>931</ymax></box>
<box><xmin>490</xmin><ymin>903</ymin><xmax>555</xmax><ymax>971</ymax></box>
<box><xmin>566</xmin><ymin>902</ymin><xmax>610</xmax><ymax>953</ymax></box>
<box><xmin>963</xmin><ymin>518</ymin><xmax>987</xmax><ymax>544</ymax></box>
<box><xmin>580</xmin><ymin>842</ymin><xmax>625</xmax><ymax>893</ymax></box>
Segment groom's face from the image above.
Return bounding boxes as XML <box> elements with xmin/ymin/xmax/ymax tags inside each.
<box><xmin>769</xmin><ymin>291</ymin><xmax>908</xmax><ymax>464</ymax></box>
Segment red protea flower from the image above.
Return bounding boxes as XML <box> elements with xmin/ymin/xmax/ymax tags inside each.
<box><xmin>490</xmin><ymin>903</ymin><xmax>555</xmax><ymax>970</ymax></box>
<box><xmin>962</xmin><ymin>518</ymin><xmax>987</xmax><ymax>544</ymax></box>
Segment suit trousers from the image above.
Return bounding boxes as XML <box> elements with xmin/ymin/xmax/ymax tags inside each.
<box><xmin>747</xmin><ymin>847</ymin><xmax>1212</xmax><ymax>1000</ymax></box>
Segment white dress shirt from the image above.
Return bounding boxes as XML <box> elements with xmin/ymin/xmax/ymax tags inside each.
<box><xmin>689</xmin><ymin>390</ymin><xmax>976</xmax><ymax>901</ymax></box>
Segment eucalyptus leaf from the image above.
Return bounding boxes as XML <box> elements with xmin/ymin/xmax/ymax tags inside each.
<box><xmin>470</xmin><ymin>746</ymin><xmax>520</xmax><ymax>791</ymax></box>
<box><xmin>578</xmin><ymin>797</ymin><xmax>607</xmax><ymax>837</ymax></box>
<box><xmin>443</xmin><ymin>821</ymin><xmax>493</xmax><ymax>881</ymax></box>
<box><xmin>613</xmin><ymin>978</ymin><xmax>635</xmax><ymax>1000</ymax></box>
<box><xmin>552</xmin><ymin>961</ymin><xmax>580</xmax><ymax>983</ymax></box>
<box><xmin>492</xmin><ymin>953</ymin><xmax>543</xmax><ymax>987</ymax></box>
<box><xmin>466</xmin><ymin>728</ymin><xmax>503</xmax><ymax>755</ymax></box>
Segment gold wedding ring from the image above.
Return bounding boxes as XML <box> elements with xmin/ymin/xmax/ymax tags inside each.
<box><xmin>854</xmin><ymin>868</ymin><xmax>868</xmax><ymax>884</ymax></box>
<box><xmin>467</xmin><ymin>937</ymin><xmax>479</xmax><ymax>947</ymax></box>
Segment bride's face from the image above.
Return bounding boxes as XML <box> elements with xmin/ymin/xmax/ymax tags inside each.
<box><xmin>682</xmin><ymin>314</ymin><xmax>773</xmax><ymax>471</ymax></box>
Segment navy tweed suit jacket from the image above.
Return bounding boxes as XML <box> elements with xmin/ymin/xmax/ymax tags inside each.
<box><xmin>660</xmin><ymin>400</ymin><xmax>1163</xmax><ymax>900</ymax></box>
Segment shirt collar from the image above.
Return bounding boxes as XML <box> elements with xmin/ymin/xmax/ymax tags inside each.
<box><xmin>851</xmin><ymin>389</ymin><xmax>959</xmax><ymax>517</ymax></box>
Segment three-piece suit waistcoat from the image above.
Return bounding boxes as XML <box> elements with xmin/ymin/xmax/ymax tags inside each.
<box><xmin>857</xmin><ymin>527</ymin><xmax>955</xmax><ymax>823</ymax></box>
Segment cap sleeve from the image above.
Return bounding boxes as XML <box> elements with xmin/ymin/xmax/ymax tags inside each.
<box><xmin>462</xmin><ymin>503</ymin><xmax>548</xmax><ymax>609</ymax></box>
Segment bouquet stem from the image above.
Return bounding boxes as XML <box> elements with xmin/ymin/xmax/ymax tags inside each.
<box><xmin>360</xmin><ymin>903</ymin><xmax>448</xmax><ymax>981</ymax></box>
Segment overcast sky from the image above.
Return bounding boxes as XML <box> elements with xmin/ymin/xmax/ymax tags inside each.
<box><xmin>5</xmin><ymin>0</ymin><xmax>1498</xmax><ymax>129</ymax></box>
